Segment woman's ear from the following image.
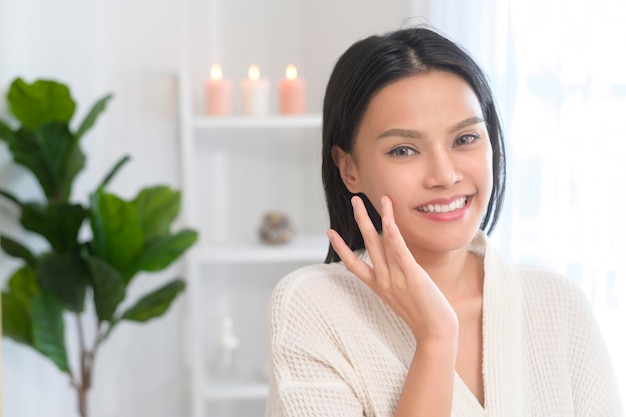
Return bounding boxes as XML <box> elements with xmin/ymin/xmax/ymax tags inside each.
<box><xmin>331</xmin><ymin>145</ymin><xmax>361</xmax><ymax>194</ymax></box>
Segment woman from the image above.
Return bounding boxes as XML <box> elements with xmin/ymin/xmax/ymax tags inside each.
<box><xmin>266</xmin><ymin>26</ymin><xmax>623</xmax><ymax>417</ymax></box>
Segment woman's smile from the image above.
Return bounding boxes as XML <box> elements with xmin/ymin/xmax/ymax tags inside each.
<box><xmin>415</xmin><ymin>195</ymin><xmax>473</xmax><ymax>221</ymax></box>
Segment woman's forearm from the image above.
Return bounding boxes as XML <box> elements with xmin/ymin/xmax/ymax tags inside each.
<box><xmin>394</xmin><ymin>337</ymin><xmax>458</xmax><ymax>417</ymax></box>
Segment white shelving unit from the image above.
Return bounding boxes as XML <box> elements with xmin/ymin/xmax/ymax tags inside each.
<box><xmin>176</xmin><ymin>71</ymin><xmax>327</xmax><ymax>417</ymax></box>
<box><xmin>192</xmin><ymin>235</ymin><xmax>328</xmax><ymax>264</ymax></box>
<box><xmin>192</xmin><ymin>115</ymin><xmax>322</xmax><ymax>130</ymax></box>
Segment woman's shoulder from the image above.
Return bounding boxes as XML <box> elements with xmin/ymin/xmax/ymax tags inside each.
<box><xmin>272</xmin><ymin>261</ymin><xmax>352</xmax><ymax>294</ymax></box>
<box><xmin>483</xmin><ymin>233</ymin><xmax>590</xmax><ymax>309</ymax></box>
<box><xmin>512</xmin><ymin>263</ymin><xmax>591</xmax><ymax>311</ymax></box>
<box><xmin>268</xmin><ymin>255</ymin><xmax>379</xmax><ymax>325</ymax></box>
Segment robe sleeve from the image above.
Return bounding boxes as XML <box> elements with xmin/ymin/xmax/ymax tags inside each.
<box><xmin>265</xmin><ymin>271</ymin><xmax>365</xmax><ymax>417</ymax></box>
<box><xmin>566</xmin><ymin>284</ymin><xmax>624</xmax><ymax>417</ymax></box>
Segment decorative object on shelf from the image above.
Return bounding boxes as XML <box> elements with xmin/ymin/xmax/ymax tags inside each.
<box><xmin>0</xmin><ymin>78</ymin><xmax>199</xmax><ymax>417</ymax></box>
<box><xmin>240</xmin><ymin>65</ymin><xmax>270</xmax><ymax>116</ymax></box>
<box><xmin>205</xmin><ymin>64</ymin><xmax>233</xmax><ymax>116</ymax></box>
<box><xmin>258</xmin><ymin>211</ymin><xmax>295</xmax><ymax>244</ymax></box>
<box><xmin>211</xmin><ymin>316</ymin><xmax>240</xmax><ymax>382</ymax></box>
<box><xmin>279</xmin><ymin>64</ymin><xmax>306</xmax><ymax>115</ymax></box>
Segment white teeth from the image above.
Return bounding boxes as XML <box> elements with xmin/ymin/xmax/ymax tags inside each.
<box><xmin>418</xmin><ymin>197</ymin><xmax>467</xmax><ymax>213</ymax></box>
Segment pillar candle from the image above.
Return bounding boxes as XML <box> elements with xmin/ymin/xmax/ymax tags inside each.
<box><xmin>205</xmin><ymin>65</ymin><xmax>233</xmax><ymax>116</ymax></box>
<box><xmin>240</xmin><ymin>65</ymin><xmax>270</xmax><ymax>116</ymax></box>
<box><xmin>279</xmin><ymin>65</ymin><xmax>306</xmax><ymax>115</ymax></box>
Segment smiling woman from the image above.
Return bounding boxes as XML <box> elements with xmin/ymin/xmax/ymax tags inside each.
<box><xmin>265</xmin><ymin>26</ymin><xmax>623</xmax><ymax>417</ymax></box>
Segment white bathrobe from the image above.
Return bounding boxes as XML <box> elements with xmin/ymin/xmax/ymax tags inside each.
<box><xmin>266</xmin><ymin>232</ymin><xmax>623</xmax><ymax>416</ymax></box>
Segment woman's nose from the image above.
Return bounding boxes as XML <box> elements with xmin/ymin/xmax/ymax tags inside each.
<box><xmin>423</xmin><ymin>149</ymin><xmax>461</xmax><ymax>189</ymax></box>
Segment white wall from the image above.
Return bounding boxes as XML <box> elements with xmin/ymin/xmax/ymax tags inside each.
<box><xmin>0</xmin><ymin>1</ymin><xmax>426</xmax><ymax>416</ymax></box>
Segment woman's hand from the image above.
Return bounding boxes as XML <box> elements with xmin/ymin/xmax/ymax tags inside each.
<box><xmin>327</xmin><ymin>195</ymin><xmax>458</xmax><ymax>343</ymax></box>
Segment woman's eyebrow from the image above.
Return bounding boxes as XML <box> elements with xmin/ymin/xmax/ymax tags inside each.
<box><xmin>377</xmin><ymin>117</ymin><xmax>485</xmax><ymax>140</ymax></box>
<box><xmin>377</xmin><ymin>128</ymin><xmax>422</xmax><ymax>140</ymax></box>
<box><xmin>448</xmin><ymin>116</ymin><xmax>485</xmax><ymax>133</ymax></box>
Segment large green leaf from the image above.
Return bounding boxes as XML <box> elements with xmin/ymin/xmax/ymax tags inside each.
<box><xmin>0</xmin><ymin>234</ymin><xmax>36</xmax><ymax>266</ymax></box>
<box><xmin>31</xmin><ymin>290</ymin><xmax>69</xmax><ymax>372</ymax></box>
<box><xmin>8</xmin><ymin>266</ymin><xmax>39</xmax><ymax>309</ymax></box>
<box><xmin>127</xmin><ymin>229</ymin><xmax>198</xmax><ymax>277</ymax></box>
<box><xmin>120</xmin><ymin>279</ymin><xmax>185</xmax><ymax>322</ymax></box>
<box><xmin>75</xmin><ymin>94</ymin><xmax>113</xmax><ymax>140</ymax></box>
<box><xmin>86</xmin><ymin>256</ymin><xmax>125</xmax><ymax>323</ymax></box>
<box><xmin>7</xmin><ymin>78</ymin><xmax>75</xmax><ymax>130</ymax></box>
<box><xmin>21</xmin><ymin>203</ymin><xmax>87</xmax><ymax>253</ymax></box>
<box><xmin>90</xmin><ymin>191</ymin><xmax>144</xmax><ymax>275</ymax></box>
<box><xmin>5</xmin><ymin>123</ymin><xmax>84</xmax><ymax>202</ymax></box>
<box><xmin>133</xmin><ymin>186</ymin><xmax>181</xmax><ymax>243</ymax></box>
<box><xmin>32</xmin><ymin>122</ymin><xmax>85</xmax><ymax>202</ymax></box>
<box><xmin>1</xmin><ymin>292</ymin><xmax>33</xmax><ymax>346</ymax></box>
<box><xmin>5</xmin><ymin>128</ymin><xmax>54</xmax><ymax>195</ymax></box>
<box><xmin>36</xmin><ymin>252</ymin><xmax>88</xmax><ymax>312</ymax></box>
<box><xmin>0</xmin><ymin>119</ymin><xmax>13</xmax><ymax>142</ymax></box>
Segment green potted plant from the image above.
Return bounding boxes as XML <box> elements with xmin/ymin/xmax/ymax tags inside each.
<box><xmin>0</xmin><ymin>78</ymin><xmax>198</xmax><ymax>417</ymax></box>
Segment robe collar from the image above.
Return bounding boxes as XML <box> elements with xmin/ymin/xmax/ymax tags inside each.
<box><xmin>453</xmin><ymin>231</ymin><xmax>524</xmax><ymax>416</ymax></box>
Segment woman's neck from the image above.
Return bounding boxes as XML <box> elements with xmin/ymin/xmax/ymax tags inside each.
<box><xmin>412</xmin><ymin>247</ymin><xmax>484</xmax><ymax>300</ymax></box>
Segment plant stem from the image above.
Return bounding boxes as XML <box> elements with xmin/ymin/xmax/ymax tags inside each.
<box><xmin>78</xmin><ymin>385</ymin><xmax>88</xmax><ymax>417</ymax></box>
<box><xmin>75</xmin><ymin>313</ymin><xmax>93</xmax><ymax>417</ymax></box>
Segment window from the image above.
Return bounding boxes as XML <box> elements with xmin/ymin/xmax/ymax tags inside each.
<box><xmin>505</xmin><ymin>0</ymin><xmax>626</xmax><ymax>399</ymax></box>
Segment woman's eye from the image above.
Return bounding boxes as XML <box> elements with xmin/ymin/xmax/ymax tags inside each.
<box><xmin>455</xmin><ymin>134</ymin><xmax>480</xmax><ymax>146</ymax></box>
<box><xmin>387</xmin><ymin>146</ymin><xmax>418</xmax><ymax>157</ymax></box>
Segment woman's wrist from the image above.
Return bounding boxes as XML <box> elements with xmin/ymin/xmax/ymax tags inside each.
<box><xmin>411</xmin><ymin>317</ymin><xmax>460</xmax><ymax>347</ymax></box>
<box><xmin>414</xmin><ymin>332</ymin><xmax>459</xmax><ymax>361</ymax></box>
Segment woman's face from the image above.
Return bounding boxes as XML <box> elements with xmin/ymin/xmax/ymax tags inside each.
<box><xmin>336</xmin><ymin>70</ymin><xmax>493</xmax><ymax>256</ymax></box>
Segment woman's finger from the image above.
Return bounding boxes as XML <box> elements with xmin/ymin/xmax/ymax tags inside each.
<box><xmin>351</xmin><ymin>196</ymin><xmax>389</xmax><ymax>279</ymax></box>
<box><xmin>327</xmin><ymin>228</ymin><xmax>375</xmax><ymax>285</ymax></box>
<box><xmin>381</xmin><ymin>196</ymin><xmax>421</xmax><ymax>282</ymax></box>
<box><xmin>380</xmin><ymin>196</ymin><xmax>407</xmax><ymax>282</ymax></box>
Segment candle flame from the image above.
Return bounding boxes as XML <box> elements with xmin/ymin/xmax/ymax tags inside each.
<box><xmin>286</xmin><ymin>65</ymin><xmax>298</xmax><ymax>80</ymax></box>
<box><xmin>210</xmin><ymin>64</ymin><xmax>223</xmax><ymax>81</ymax></box>
<box><xmin>248</xmin><ymin>65</ymin><xmax>260</xmax><ymax>81</ymax></box>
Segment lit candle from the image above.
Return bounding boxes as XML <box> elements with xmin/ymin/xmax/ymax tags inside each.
<box><xmin>240</xmin><ymin>65</ymin><xmax>270</xmax><ymax>116</ymax></box>
<box><xmin>279</xmin><ymin>64</ymin><xmax>306</xmax><ymax>115</ymax></box>
<box><xmin>205</xmin><ymin>65</ymin><xmax>233</xmax><ymax>116</ymax></box>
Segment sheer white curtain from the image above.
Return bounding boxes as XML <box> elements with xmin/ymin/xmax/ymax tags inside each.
<box><xmin>421</xmin><ymin>0</ymin><xmax>626</xmax><ymax>402</ymax></box>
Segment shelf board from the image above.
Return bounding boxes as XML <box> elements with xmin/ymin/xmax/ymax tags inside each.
<box><xmin>192</xmin><ymin>114</ymin><xmax>322</xmax><ymax>129</ymax></box>
<box><xmin>192</xmin><ymin>235</ymin><xmax>328</xmax><ymax>264</ymax></box>
<box><xmin>204</xmin><ymin>382</ymin><xmax>268</xmax><ymax>401</ymax></box>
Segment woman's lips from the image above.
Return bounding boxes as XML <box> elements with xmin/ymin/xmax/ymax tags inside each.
<box><xmin>417</xmin><ymin>196</ymin><xmax>468</xmax><ymax>214</ymax></box>
<box><xmin>416</xmin><ymin>195</ymin><xmax>473</xmax><ymax>221</ymax></box>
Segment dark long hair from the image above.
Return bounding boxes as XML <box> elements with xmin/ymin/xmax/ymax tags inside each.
<box><xmin>322</xmin><ymin>26</ymin><xmax>506</xmax><ymax>263</ymax></box>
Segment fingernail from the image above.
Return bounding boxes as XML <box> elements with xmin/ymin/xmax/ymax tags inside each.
<box><xmin>351</xmin><ymin>196</ymin><xmax>357</xmax><ymax>207</ymax></box>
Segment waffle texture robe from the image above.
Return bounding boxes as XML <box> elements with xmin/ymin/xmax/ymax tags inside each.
<box><xmin>266</xmin><ymin>232</ymin><xmax>623</xmax><ymax>416</ymax></box>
